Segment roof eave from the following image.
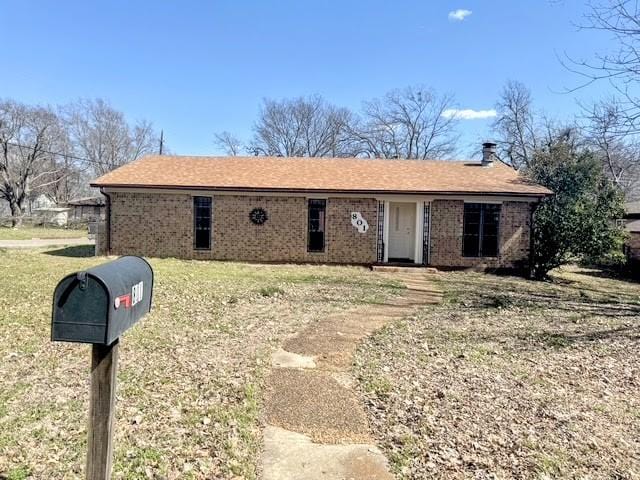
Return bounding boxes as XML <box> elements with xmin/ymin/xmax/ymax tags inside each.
<box><xmin>91</xmin><ymin>182</ymin><xmax>551</xmax><ymax>198</ymax></box>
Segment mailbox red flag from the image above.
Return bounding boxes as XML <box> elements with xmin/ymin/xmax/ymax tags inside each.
<box><xmin>114</xmin><ymin>294</ymin><xmax>132</xmax><ymax>309</ymax></box>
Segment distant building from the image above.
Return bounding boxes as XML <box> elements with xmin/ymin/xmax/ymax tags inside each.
<box><xmin>31</xmin><ymin>194</ymin><xmax>69</xmax><ymax>226</ymax></box>
<box><xmin>67</xmin><ymin>196</ymin><xmax>106</xmax><ymax>221</ymax></box>
<box><xmin>623</xmin><ymin>201</ymin><xmax>640</xmax><ymax>262</ymax></box>
<box><xmin>30</xmin><ymin>193</ymin><xmax>57</xmax><ymax>211</ymax></box>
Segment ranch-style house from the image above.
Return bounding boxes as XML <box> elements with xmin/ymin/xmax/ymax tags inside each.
<box><xmin>92</xmin><ymin>143</ymin><xmax>551</xmax><ymax>270</ymax></box>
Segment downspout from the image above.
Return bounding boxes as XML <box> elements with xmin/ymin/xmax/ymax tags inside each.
<box><xmin>528</xmin><ymin>199</ymin><xmax>541</xmax><ymax>279</ymax></box>
<box><xmin>427</xmin><ymin>201</ymin><xmax>432</xmax><ymax>265</ymax></box>
<box><xmin>99</xmin><ymin>188</ymin><xmax>111</xmax><ymax>256</ymax></box>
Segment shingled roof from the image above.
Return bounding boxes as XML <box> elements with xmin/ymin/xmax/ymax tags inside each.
<box><xmin>91</xmin><ymin>155</ymin><xmax>552</xmax><ymax>197</ymax></box>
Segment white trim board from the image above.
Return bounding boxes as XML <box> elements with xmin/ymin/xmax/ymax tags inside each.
<box><xmin>383</xmin><ymin>201</ymin><xmax>390</xmax><ymax>263</ymax></box>
<box><xmin>414</xmin><ymin>201</ymin><xmax>424</xmax><ymax>264</ymax></box>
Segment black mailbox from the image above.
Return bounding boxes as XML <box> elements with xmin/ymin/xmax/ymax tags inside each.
<box><xmin>52</xmin><ymin>256</ymin><xmax>153</xmax><ymax>345</ymax></box>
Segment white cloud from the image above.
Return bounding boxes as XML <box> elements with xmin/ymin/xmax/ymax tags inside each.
<box><xmin>442</xmin><ymin>108</ymin><xmax>497</xmax><ymax>120</ymax></box>
<box><xmin>448</xmin><ymin>9</ymin><xmax>472</xmax><ymax>21</ymax></box>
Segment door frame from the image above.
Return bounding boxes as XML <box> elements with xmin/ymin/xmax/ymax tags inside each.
<box><xmin>383</xmin><ymin>201</ymin><xmax>424</xmax><ymax>264</ymax></box>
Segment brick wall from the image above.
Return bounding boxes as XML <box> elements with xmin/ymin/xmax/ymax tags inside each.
<box><xmin>108</xmin><ymin>191</ymin><xmax>532</xmax><ymax>268</ymax></box>
<box><xmin>326</xmin><ymin>198</ymin><xmax>378</xmax><ymax>264</ymax></box>
<box><xmin>94</xmin><ymin>221</ymin><xmax>107</xmax><ymax>256</ymax></box>
<box><xmin>109</xmin><ymin>192</ymin><xmax>193</xmax><ymax>258</ymax></box>
<box><xmin>430</xmin><ymin>199</ymin><xmax>532</xmax><ymax>269</ymax></box>
<box><xmin>108</xmin><ymin>192</ymin><xmax>378</xmax><ymax>263</ymax></box>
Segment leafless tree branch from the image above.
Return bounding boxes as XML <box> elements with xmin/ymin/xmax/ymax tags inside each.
<box><xmin>249</xmin><ymin>95</ymin><xmax>356</xmax><ymax>157</ymax></box>
<box><xmin>0</xmin><ymin>100</ymin><xmax>61</xmax><ymax>226</ymax></box>
<box><xmin>65</xmin><ymin>98</ymin><xmax>158</xmax><ymax>176</ymax></box>
<box><xmin>352</xmin><ymin>86</ymin><xmax>459</xmax><ymax>159</ymax></box>
<box><xmin>214</xmin><ymin>131</ymin><xmax>244</xmax><ymax>155</ymax></box>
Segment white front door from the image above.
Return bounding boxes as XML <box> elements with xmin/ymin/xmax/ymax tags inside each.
<box><xmin>388</xmin><ymin>202</ymin><xmax>416</xmax><ymax>261</ymax></box>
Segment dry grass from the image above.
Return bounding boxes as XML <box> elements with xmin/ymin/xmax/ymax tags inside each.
<box><xmin>355</xmin><ymin>266</ymin><xmax>640</xmax><ymax>479</ymax></box>
<box><xmin>0</xmin><ymin>226</ymin><xmax>87</xmax><ymax>240</ymax></box>
<box><xmin>0</xmin><ymin>249</ymin><xmax>401</xmax><ymax>480</ymax></box>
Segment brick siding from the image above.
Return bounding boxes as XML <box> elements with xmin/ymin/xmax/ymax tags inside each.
<box><xmin>108</xmin><ymin>192</ymin><xmax>531</xmax><ymax>268</ymax></box>
<box><xmin>108</xmin><ymin>192</ymin><xmax>190</xmax><ymax>258</ymax></box>
<box><xmin>94</xmin><ymin>221</ymin><xmax>107</xmax><ymax>256</ymax></box>
<box><xmin>429</xmin><ymin>199</ymin><xmax>532</xmax><ymax>269</ymax></box>
<box><xmin>108</xmin><ymin>192</ymin><xmax>378</xmax><ymax>263</ymax></box>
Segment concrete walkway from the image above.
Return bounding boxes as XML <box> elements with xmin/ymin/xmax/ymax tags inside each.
<box><xmin>262</xmin><ymin>270</ymin><xmax>442</xmax><ymax>480</ymax></box>
<box><xmin>0</xmin><ymin>237</ymin><xmax>93</xmax><ymax>249</ymax></box>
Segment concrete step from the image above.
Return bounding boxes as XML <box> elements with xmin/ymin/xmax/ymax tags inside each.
<box><xmin>371</xmin><ymin>265</ymin><xmax>438</xmax><ymax>274</ymax></box>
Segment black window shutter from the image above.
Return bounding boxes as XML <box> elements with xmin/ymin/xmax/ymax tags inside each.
<box><xmin>308</xmin><ymin>199</ymin><xmax>326</xmax><ymax>252</ymax></box>
<box><xmin>194</xmin><ymin>196</ymin><xmax>212</xmax><ymax>250</ymax></box>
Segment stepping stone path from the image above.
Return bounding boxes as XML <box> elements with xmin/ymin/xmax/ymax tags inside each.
<box><xmin>262</xmin><ymin>270</ymin><xmax>442</xmax><ymax>480</ymax></box>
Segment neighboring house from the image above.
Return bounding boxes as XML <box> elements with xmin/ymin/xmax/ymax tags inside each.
<box><xmin>623</xmin><ymin>201</ymin><xmax>640</xmax><ymax>262</ymax></box>
<box><xmin>91</xmin><ymin>143</ymin><xmax>551</xmax><ymax>270</ymax></box>
<box><xmin>30</xmin><ymin>193</ymin><xmax>57</xmax><ymax>212</ymax></box>
<box><xmin>624</xmin><ymin>221</ymin><xmax>640</xmax><ymax>262</ymax></box>
<box><xmin>30</xmin><ymin>194</ymin><xmax>69</xmax><ymax>226</ymax></box>
<box><xmin>67</xmin><ymin>196</ymin><xmax>106</xmax><ymax>221</ymax></box>
<box><xmin>31</xmin><ymin>206</ymin><xmax>70</xmax><ymax>226</ymax></box>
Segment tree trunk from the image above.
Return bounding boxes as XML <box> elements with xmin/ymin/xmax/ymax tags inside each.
<box><xmin>9</xmin><ymin>201</ymin><xmax>23</xmax><ymax>227</ymax></box>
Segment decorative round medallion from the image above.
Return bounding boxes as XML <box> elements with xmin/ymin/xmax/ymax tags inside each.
<box><xmin>249</xmin><ymin>207</ymin><xmax>268</xmax><ymax>225</ymax></box>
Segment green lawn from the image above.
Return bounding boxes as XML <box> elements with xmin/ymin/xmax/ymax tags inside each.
<box><xmin>356</xmin><ymin>266</ymin><xmax>640</xmax><ymax>479</ymax></box>
<box><xmin>0</xmin><ymin>226</ymin><xmax>87</xmax><ymax>240</ymax></box>
<box><xmin>0</xmin><ymin>248</ymin><xmax>401</xmax><ymax>480</ymax></box>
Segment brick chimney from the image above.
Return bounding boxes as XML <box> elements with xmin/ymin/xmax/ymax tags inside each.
<box><xmin>482</xmin><ymin>142</ymin><xmax>497</xmax><ymax>167</ymax></box>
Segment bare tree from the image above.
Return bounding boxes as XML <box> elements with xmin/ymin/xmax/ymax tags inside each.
<box><xmin>493</xmin><ymin>81</ymin><xmax>588</xmax><ymax>170</ymax></box>
<box><xmin>66</xmin><ymin>99</ymin><xmax>158</xmax><ymax>175</ymax></box>
<box><xmin>492</xmin><ymin>81</ymin><xmax>539</xmax><ymax>169</ymax></box>
<box><xmin>214</xmin><ymin>131</ymin><xmax>244</xmax><ymax>155</ymax></box>
<box><xmin>565</xmin><ymin>1</ymin><xmax>640</xmax><ymax>132</ymax></box>
<box><xmin>45</xmin><ymin>130</ymin><xmax>88</xmax><ymax>204</ymax></box>
<box><xmin>249</xmin><ymin>95</ymin><xmax>355</xmax><ymax>157</ymax></box>
<box><xmin>351</xmin><ymin>86</ymin><xmax>459</xmax><ymax>159</ymax></box>
<box><xmin>583</xmin><ymin>98</ymin><xmax>640</xmax><ymax>195</ymax></box>
<box><xmin>0</xmin><ymin>100</ymin><xmax>61</xmax><ymax>226</ymax></box>
<box><xmin>0</xmin><ymin>98</ymin><xmax>161</xmax><ymax>224</ymax></box>
<box><xmin>555</xmin><ymin>1</ymin><xmax>640</xmax><ymax>196</ymax></box>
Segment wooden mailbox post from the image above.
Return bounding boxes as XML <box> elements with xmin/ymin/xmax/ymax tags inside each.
<box><xmin>52</xmin><ymin>256</ymin><xmax>153</xmax><ymax>480</ymax></box>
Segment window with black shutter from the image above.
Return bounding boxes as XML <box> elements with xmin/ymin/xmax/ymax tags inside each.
<box><xmin>194</xmin><ymin>196</ymin><xmax>212</xmax><ymax>250</ymax></box>
<box><xmin>463</xmin><ymin>203</ymin><xmax>500</xmax><ymax>257</ymax></box>
<box><xmin>307</xmin><ymin>199</ymin><xmax>326</xmax><ymax>252</ymax></box>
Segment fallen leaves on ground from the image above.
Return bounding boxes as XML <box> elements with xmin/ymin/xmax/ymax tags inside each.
<box><xmin>0</xmin><ymin>250</ymin><xmax>400</xmax><ymax>479</ymax></box>
<box><xmin>355</xmin><ymin>266</ymin><xmax>640</xmax><ymax>479</ymax></box>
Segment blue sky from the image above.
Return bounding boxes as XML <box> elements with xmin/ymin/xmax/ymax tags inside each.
<box><xmin>0</xmin><ymin>0</ymin><xmax>614</xmax><ymax>157</ymax></box>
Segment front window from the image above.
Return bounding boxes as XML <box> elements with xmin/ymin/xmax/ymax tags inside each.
<box><xmin>194</xmin><ymin>196</ymin><xmax>212</xmax><ymax>250</ymax></box>
<box><xmin>463</xmin><ymin>203</ymin><xmax>500</xmax><ymax>257</ymax></box>
<box><xmin>308</xmin><ymin>199</ymin><xmax>326</xmax><ymax>252</ymax></box>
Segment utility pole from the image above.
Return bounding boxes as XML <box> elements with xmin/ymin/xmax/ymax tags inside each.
<box><xmin>159</xmin><ymin>130</ymin><xmax>164</xmax><ymax>155</ymax></box>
